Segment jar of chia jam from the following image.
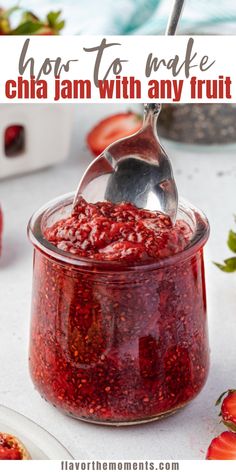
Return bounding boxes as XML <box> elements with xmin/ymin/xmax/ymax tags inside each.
<box><xmin>28</xmin><ymin>193</ymin><xmax>210</xmax><ymax>425</ymax></box>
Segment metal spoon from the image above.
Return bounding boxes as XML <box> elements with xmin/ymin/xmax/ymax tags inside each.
<box><xmin>73</xmin><ymin>0</ymin><xmax>185</xmax><ymax>222</ymax></box>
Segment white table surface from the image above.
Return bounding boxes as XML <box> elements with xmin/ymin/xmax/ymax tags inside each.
<box><xmin>0</xmin><ymin>104</ymin><xmax>236</xmax><ymax>460</ymax></box>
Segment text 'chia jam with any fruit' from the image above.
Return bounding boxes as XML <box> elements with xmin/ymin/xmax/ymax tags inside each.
<box><xmin>28</xmin><ymin>194</ymin><xmax>210</xmax><ymax>425</ymax></box>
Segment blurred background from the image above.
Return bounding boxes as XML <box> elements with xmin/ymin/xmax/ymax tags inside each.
<box><xmin>8</xmin><ymin>0</ymin><xmax>236</xmax><ymax>34</ymax></box>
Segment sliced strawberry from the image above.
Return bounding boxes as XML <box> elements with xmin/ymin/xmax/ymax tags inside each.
<box><xmin>87</xmin><ymin>112</ymin><xmax>142</xmax><ymax>157</ymax></box>
<box><xmin>5</xmin><ymin>125</ymin><xmax>24</xmax><ymax>156</ymax></box>
<box><xmin>221</xmin><ymin>390</ymin><xmax>236</xmax><ymax>432</ymax></box>
<box><xmin>0</xmin><ymin>432</ymin><xmax>31</xmax><ymax>460</ymax></box>
<box><xmin>206</xmin><ymin>431</ymin><xmax>236</xmax><ymax>460</ymax></box>
<box><xmin>5</xmin><ymin>125</ymin><xmax>22</xmax><ymax>148</ymax></box>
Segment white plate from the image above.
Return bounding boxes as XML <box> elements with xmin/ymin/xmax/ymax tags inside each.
<box><xmin>0</xmin><ymin>405</ymin><xmax>73</xmax><ymax>460</ymax></box>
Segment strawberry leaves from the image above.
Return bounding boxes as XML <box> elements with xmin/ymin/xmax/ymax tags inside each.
<box><xmin>46</xmin><ymin>11</ymin><xmax>65</xmax><ymax>33</ymax></box>
<box><xmin>0</xmin><ymin>5</ymin><xmax>65</xmax><ymax>35</ymax></box>
<box><xmin>11</xmin><ymin>21</ymin><xmax>44</xmax><ymax>35</ymax></box>
<box><xmin>216</xmin><ymin>390</ymin><xmax>231</xmax><ymax>407</ymax></box>
<box><xmin>215</xmin><ymin>258</ymin><xmax>236</xmax><ymax>273</ymax></box>
<box><xmin>215</xmin><ymin>226</ymin><xmax>236</xmax><ymax>272</ymax></box>
<box><xmin>228</xmin><ymin>229</ymin><xmax>236</xmax><ymax>253</ymax></box>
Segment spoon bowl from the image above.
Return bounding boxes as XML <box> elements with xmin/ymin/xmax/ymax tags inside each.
<box><xmin>73</xmin><ymin>0</ymin><xmax>185</xmax><ymax>223</ymax></box>
<box><xmin>75</xmin><ymin>104</ymin><xmax>178</xmax><ymax>222</ymax></box>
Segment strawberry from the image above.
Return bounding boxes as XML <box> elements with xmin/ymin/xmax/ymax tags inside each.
<box><xmin>5</xmin><ymin>125</ymin><xmax>22</xmax><ymax>147</ymax></box>
<box><xmin>0</xmin><ymin>6</ymin><xmax>65</xmax><ymax>35</ymax></box>
<box><xmin>0</xmin><ymin>432</ymin><xmax>31</xmax><ymax>460</ymax></box>
<box><xmin>216</xmin><ymin>389</ymin><xmax>236</xmax><ymax>432</ymax></box>
<box><xmin>206</xmin><ymin>431</ymin><xmax>236</xmax><ymax>460</ymax></box>
<box><xmin>5</xmin><ymin>125</ymin><xmax>24</xmax><ymax>156</ymax></box>
<box><xmin>14</xmin><ymin>10</ymin><xmax>65</xmax><ymax>36</ymax></box>
<box><xmin>87</xmin><ymin>112</ymin><xmax>143</xmax><ymax>157</ymax></box>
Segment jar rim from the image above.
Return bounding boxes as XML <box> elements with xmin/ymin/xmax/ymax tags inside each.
<box><xmin>27</xmin><ymin>192</ymin><xmax>210</xmax><ymax>273</ymax></box>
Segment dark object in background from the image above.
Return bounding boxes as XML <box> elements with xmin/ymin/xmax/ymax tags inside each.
<box><xmin>158</xmin><ymin>104</ymin><xmax>236</xmax><ymax>145</ymax></box>
<box><xmin>4</xmin><ymin>125</ymin><xmax>25</xmax><ymax>157</ymax></box>
<box><xmin>0</xmin><ymin>205</ymin><xmax>3</xmax><ymax>256</ymax></box>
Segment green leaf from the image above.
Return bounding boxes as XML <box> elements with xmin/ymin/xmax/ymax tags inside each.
<box><xmin>55</xmin><ymin>20</ymin><xmax>65</xmax><ymax>32</ymax></box>
<box><xmin>223</xmin><ymin>421</ymin><xmax>236</xmax><ymax>433</ymax></box>
<box><xmin>47</xmin><ymin>11</ymin><xmax>61</xmax><ymax>26</ymax></box>
<box><xmin>2</xmin><ymin>7</ymin><xmax>65</xmax><ymax>35</ymax></box>
<box><xmin>11</xmin><ymin>21</ymin><xmax>43</xmax><ymax>35</ymax></box>
<box><xmin>228</xmin><ymin>230</ymin><xmax>236</xmax><ymax>253</ymax></box>
<box><xmin>215</xmin><ymin>390</ymin><xmax>228</xmax><ymax>406</ymax></box>
<box><xmin>46</xmin><ymin>11</ymin><xmax>65</xmax><ymax>33</ymax></box>
<box><xmin>214</xmin><ymin>257</ymin><xmax>236</xmax><ymax>272</ymax></box>
<box><xmin>20</xmin><ymin>11</ymin><xmax>40</xmax><ymax>24</ymax></box>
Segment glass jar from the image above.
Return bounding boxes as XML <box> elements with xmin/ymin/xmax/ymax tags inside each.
<box><xmin>28</xmin><ymin>193</ymin><xmax>210</xmax><ymax>425</ymax></box>
<box><xmin>158</xmin><ymin>104</ymin><xmax>236</xmax><ymax>152</ymax></box>
<box><xmin>158</xmin><ymin>24</ymin><xmax>236</xmax><ymax>152</ymax></box>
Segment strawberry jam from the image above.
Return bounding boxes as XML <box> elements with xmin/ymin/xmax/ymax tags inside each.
<box><xmin>44</xmin><ymin>198</ymin><xmax>191</xmax><ymax>262</ymax></box>
<box><xmin>28</xmin><ymin>194</ymin><xmax>210</xmax><ymax>424</ymax></box>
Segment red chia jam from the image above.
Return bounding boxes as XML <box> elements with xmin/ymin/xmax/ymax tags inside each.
<box><xmin>28</xmin><ymin>195</ymin><xmax>210</xmax><ymax>425</ymax></box>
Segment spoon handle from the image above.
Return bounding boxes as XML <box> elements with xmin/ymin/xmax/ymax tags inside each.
<box><xmin>143</xmin><ymin>103</ymin><xmax>161</xmax><ymax>128</ymax></box>
<box><xmin>144</xmin><ymin>0</ymin><xmax>185</xmax><ymax>115</ymax></box>
<box><xmin>144</xmin><ymin>103</ymin><xmax>161</xmax><ymax>115</ymax></box>
<box><xmin>165</xmin><ymin>0</ymin><xmax>185</xmax><ymax>36</ymax></box>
